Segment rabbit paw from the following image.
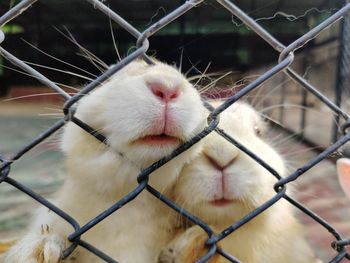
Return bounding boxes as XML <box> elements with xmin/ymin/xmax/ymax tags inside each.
<box><xmin>158</xmin><ymin>226</ymin><xmax>221</xmax><ymax>263</ymax></box>
<box><xmin>5</xmin><ymin>225</ymin><xmax>66</xmax><ymax>263</ymax></box>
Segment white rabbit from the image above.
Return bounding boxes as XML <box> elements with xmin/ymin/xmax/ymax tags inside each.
<box><xmin>4</xmin><ymin>59</ymin><xmax>207</xmax><ymax>263</ymax></box>
<box><xmin>158</xmin><ymin>101</ymin><xmax>319</xmax><ymax>263</ymax></box>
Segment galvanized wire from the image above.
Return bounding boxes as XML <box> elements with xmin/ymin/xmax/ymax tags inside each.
<box><xmin>1</xmin><ymin>0</ymin><xmax>350</xmax><ymax>262</ymax></box>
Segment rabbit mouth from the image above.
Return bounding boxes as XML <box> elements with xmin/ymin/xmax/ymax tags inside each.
<box><xmin>134</xmin><ymin>133</ymin><xmax>181</xmax><ymax>145</ymax></box>
<box><xmin>209</xmin><ymin>198</ymin><xmax>234</xmax><ymax>207</ymax></box>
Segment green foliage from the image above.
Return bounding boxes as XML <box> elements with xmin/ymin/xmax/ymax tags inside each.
<box><xmin>0</xmin><ymin>24</ymin><xmax>24</xmax><ymax>75</ymax></box>
<box><xmin>1</xmin><ymin>24</ymin><xmax>24</xmax><ymax>34</ymax></box>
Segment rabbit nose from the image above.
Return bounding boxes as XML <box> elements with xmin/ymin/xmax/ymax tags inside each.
<box><xmin>149</xmin><ymin>83</ymin><xmax>181</xmax><ymax>102</ymax></box>
<box><xmin>205</xmin><ymin>154</ymin><xmax>236</xmax><ymax>171</ymax></box>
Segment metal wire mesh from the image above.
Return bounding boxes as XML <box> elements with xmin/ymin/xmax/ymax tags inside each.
<box><xmin>333</xmin><ymin>0</ymin><xmax>350</xmax><ymax>143</ymax></box>
<box><xmin>1</xmin><ymin>0</ymin><xmax>350</xmax><ymax>262</ymax></box>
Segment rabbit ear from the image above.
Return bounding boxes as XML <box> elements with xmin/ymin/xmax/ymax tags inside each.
<box><xmin>337</xmin><ymin>158</ymin><xmax>350</xmax><ymax>198</ymax></box>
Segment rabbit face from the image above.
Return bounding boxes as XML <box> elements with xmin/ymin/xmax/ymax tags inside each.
<box><xmin>173</xmin><ymin>102</ymin><xmax>285</xmax><ymax>224</ymax></box>
<box><xmin>62</xmin><ymin>60</ymin><xmax>207</xmax><ymax>167</ymax></box>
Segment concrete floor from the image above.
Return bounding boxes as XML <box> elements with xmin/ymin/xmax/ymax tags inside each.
<box><xmin>0</xmin><ymin>104</ymin><xmax>65</xmax><ymax>239</ymax></box>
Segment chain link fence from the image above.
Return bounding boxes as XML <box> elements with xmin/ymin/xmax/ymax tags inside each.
<box><xmin>1</xmin><ymin>0</ymin><xmax>350</xmax><ymax>262</ymax></box>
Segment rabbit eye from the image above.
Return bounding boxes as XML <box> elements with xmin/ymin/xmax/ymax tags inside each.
<box><xmin>254</xmin><ymin>125</ymin><xmax>261</xmax><ymax>136</ymax></box>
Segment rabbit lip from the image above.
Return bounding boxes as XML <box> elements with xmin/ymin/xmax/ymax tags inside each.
<box><xmin>134</xmin><ymin>133</ymin><xmax>181</xmax><ymax>145</ymax></box>
<box><xmin>209</xmin><ymin>198</ymin><xmax>234</xmax><ymax>207</ymax></box>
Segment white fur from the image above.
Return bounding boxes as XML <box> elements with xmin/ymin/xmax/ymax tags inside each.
<box><xmin>5</xmin><ymin>60</ymin><xmax>207</xmax><ymax>263</ymax></box>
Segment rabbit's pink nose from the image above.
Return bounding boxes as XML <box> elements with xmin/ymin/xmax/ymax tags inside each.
<box><xmin>149</xmin><ymin>83</ymin><xmax>181</xmax><ymax>102</ymax></box>
<box><xmin>205</xmin><ymin>154</ymin><xmax>236</xmax><ymax>171</ymax></box>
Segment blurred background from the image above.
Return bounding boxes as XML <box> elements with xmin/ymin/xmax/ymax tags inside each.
<box><xmin>0</xmin><ymin>0</ymin><xmax>348</xmax><ymax>146</ymax></box>
<box><xmin>1</xmin><ymin>0</ymin><xmax>350</xmax><ymax>261</ymax></box>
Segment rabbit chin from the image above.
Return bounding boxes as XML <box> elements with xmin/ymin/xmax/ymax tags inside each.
<box><xmin>118</xmin><ymin>139</ymin><xmax>200</xmax><ymax>169</ymax></box>
<box><xmin>128</xmin><ymin>143</ymin><xmax>180</xmax><ymax>164</ymax></box>
<box><xmin>185</xmin><ymin>199</ymin><xmax>259</xmax><ymax>226</ymax></box>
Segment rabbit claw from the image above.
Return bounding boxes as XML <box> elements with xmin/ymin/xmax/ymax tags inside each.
<box><xmin>5</xmin><ymin>229</ymin><xmax>66</xmax><ymax>263</ymax></box>
<box><xmin>158</xmin><ymin>226</ymin><xmax>221</xmax><ymax>263</ymax></box>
